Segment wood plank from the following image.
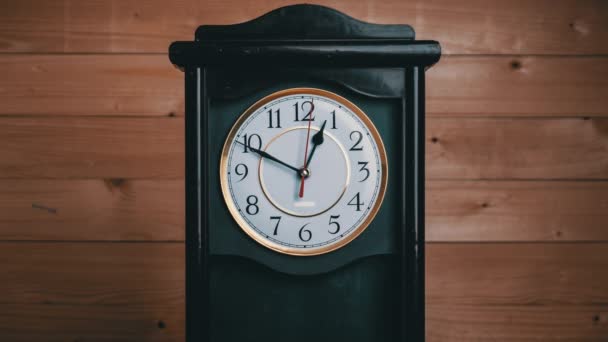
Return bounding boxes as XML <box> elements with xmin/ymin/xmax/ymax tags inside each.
<box><xmin>1</xmin><ymin>55</ymin><xmax>606</xmax><ymax>117</ymax></box>
<box><xmin>0</xmin><ymin>180</ymin><xmax>183</xmax><ymax>241</ymax></box>
<box><xmin>0</xmin><ymin>242</ymin><xmax>606</xmax><ymax>341</ymax></box>
<box><xmin>0</xmin><ymin>0</ymin><xmax>606</xmax><ymax>54</ymax></box>
<box><xmin>427</xmin><ymin>181</ymin><xmax>608</xmax><ymax>242</ymax></box>
<box><xmin>3</xmin><ymin>179</ymin><xmax>608</xmax><ymax>242</ymax></box>
<box><xmin>427</xmin><ymin>118</ymin><xmax>608</xmax><ymax>179</ymax></box>
<box><xmin>0</xmin><ymin>117</ymin><xmax>183</xmax><ymax>179</ymax></box>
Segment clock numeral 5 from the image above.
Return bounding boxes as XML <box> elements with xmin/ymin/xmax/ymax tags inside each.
<box><xmin>349</xmin><ymin>131</ymin><xmax>364</xmax><ymax>151</ymax></box>
<box><xmin>267</xmin><ymin>108</ymin><xmax>281</xmax><ymax>128</ymax></box>
<box><xmin>293</xmin><ymin>101</ymin><xmax>315</xmax><ymax>122</ymax></box>
<box><xmin>328</xmin><ymin>215</ymin><xmax>340</xmax><ymax>234</ymax></box>
<box><xmin>241</xmin><ymin>134</ymin><xmax>262</xmax><ymax>153</ymax></box>
<box><xmin>270</xmin><ymin>216</ymin><xmax>281</xmax><ymax>236</ymax></box>
<box><xmin>246</xmin><ymin>195</ymin><xmax>259</xmax><ymax>215</ymax></box>
<box><xmin>348</xmin><ymin>192</ymin><xmax>364</xmax><ymax>212</ymax></box>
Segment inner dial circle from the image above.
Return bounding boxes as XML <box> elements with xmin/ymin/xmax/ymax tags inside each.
<box><xmin>259</xmin><ymin>127</ymin><xmax>350</xmax><ymax>217</ymax></box>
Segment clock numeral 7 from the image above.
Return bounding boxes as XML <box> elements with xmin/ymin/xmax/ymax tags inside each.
<box><xmin>348</xmin><ymin>192</ymin><xmax>364</xmax><ymax>212</ymax></box>
<box><xmin>328</xmin><ymin>215</ymin><xmax>340</xmax><ymax>234</ymax></box>
<box><xmin>267</xmin><ymin>108</ymin><xmax>281</xmax><ymax>128</ymax></box>
<box><xmin>241</xmin><ymin>134</ymin><xmax>262</xmax><ymax>153</ymax></box>
<box><xmin>270</xmin><ymin>216</ymin><xmax>281</xmax><ymax>236</ymax></box>
<box><xmin>293</xmin><ymin>101</ymin><xmax>315</xmax><ymax>122</ymax></box>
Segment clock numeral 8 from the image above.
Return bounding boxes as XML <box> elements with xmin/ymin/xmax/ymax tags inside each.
<box><xmin>246</xmin><ymin>195</ymin><xmax>259</xmax><ymax>215</ymax></box>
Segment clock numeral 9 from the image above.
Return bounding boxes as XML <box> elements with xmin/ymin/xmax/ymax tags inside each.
<box><xmin>234</xmin><ymin>163</ymin><xmax>248</xmax><ymax>182</ymax></box>
<box><xmin>357</xmin><ymin>161</ymin><xmax>370</xmax><ymax>182</ymax></box>
<box><xmin>348</xmin><ymin>192</ymin><xmax>364</xmax><ymax>212</ymax></box>
<box><xmin>267</xmin><ymin>108</ymin><xmax>281</xmax><ymax>128</ymax></box>
<box><xmin>293</xmin><ymin>101</ymin><xmax>315</xmax><ymax>122</ymax></box>
<box><xmin>241</xmin><ymin>134</ymin><xmax>262</xmax><ymax>153</ymax></box>
<box><xmin>245</xmin><ymin>195</ymin><xmax>259</xmax><ymax>215</ymax></box>
<box><xmin>270</xmin><ymin>216</ymin><xmax>281</xmax><ymax>236</ymax></box>
<box><xmin>328</xmin><ymin>215</ymin><xmax>340</xmax><ymax>234</ymax></box>
<box><xmin>349</xmin><ymin>131</ymin><xmax>364</xmax><ymax>151</ymax></box>
<box><xmin>298</xmin><ymin>223</ymin><xmax>312</xmax><ymax>242</ymax></box>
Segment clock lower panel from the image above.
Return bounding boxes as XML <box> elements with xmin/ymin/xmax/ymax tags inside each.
<box><xmin>208</xmin><ymin>254</ymin><xmax>400</xmax><ymax>342</ymax></box>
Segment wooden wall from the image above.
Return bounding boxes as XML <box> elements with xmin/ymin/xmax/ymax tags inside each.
<box><xmin>1</xmin><ymin>1</ymin><xmax>607</xmax><ymax>340</ymax></box>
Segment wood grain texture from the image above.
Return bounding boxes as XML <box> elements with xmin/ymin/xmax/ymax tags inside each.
<box><xmin>427</xmin><ymin>118</ymin><xmax>608</xmax><ymax>180</ymax></box>
<box><xmin>3</xmin><ymin>179</ymin><xmax>608</xmax><ymax>242</ymax></box>
<box><xmin>0</xmin><ymin>117</ymin><xmax>183</xmax><ymax>179</ymax></box>
<box><xmin>0</xmin><ymin>180</ymin><xmax>183</xmax><ymax>241</ymax></box>
<box><xmin>1</xmin><ymin>55</ymin><xmax>606</xmax><ymax>117</ymax></box>
<box><xmin>2</xmin><ymin>117</ymin><xmax>606</xmax><ymax>180</ymax></box>
<box><xmin>0</xmin><ymin>242</ymin><xmax>606</xmax><ymax>341</ymax></box>
<box><xmin>427</xmin><ymin>181</ymin><xmax>608</xmax><ymax>242</ymax></box>
<box><xmin>0</xmin><ymin>0</ymin><xmax>607</xmax><ymax>54</ymax></box>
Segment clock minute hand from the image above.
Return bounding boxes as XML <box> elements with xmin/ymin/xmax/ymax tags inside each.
<box><xmin>235</xmin><ymin>140</ymin><xmax>300</xmax><ymax>173</ymax></box>
<box><xmin>306</xmin><ymin>120</ymin><xmax>327</xmax><ymax>167</ymax></box>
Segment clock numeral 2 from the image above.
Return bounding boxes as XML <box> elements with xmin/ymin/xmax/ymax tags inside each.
<box><xmin>349</xmin><ymin>131</ymin><xmax>364</xmax><ymax>151</ymax></box>
<box><xmin>299</xmin><ymin>223</ymin><xmax>312</xmax><ymax>242</ymax></box>
<box><xmin>267</xmin><ymin>108</ymin><xmax>281</xmax><ymax>128</ymax></box>
<box><xmin>348</xmin><ymin>192</ymin><xmax>364</xmax><ymax>212</ymax></box>
<box><xmin>270</xmin><ymin>216</ymin><xmax>281</xmax><ymax>236</ymax></box>
<box><xmin>246</xmin><ymin>195</ymin><xmax>259</xmax><ymax>215</ymax></box>
<box><xmin>241</xmin><ymin>134</ymin><xmax>262</xmax><ymax>153</ymax></box>
<box><xmin>294</xmin><ymin>101</ymin><xmax>315</xmax><ymax>122</ymax></box>
<box><xmin>328</xmin><ymin>215</ymin><xmax>340</xmax><ymax>234</ymax></box>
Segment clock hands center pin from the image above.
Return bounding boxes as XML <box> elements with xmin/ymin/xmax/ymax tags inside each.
<box><xmin>235</xmin><ymin>140</ymin><xmax>300</xmax><ymax>173</ymax></box>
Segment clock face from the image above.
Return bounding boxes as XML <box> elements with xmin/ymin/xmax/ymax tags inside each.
<box><xmin>220</xmin><ymin>88</ymin><xmax>388</xmax><ymax>256</ymax></box>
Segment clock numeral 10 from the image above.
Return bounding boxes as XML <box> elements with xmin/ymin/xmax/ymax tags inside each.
<box><xmin>267</xmin><ymin>108</ymin><xmax>281</xmax><ymax>128</ymax></box>
<box><xmin>348</xmin><ymin>192</ymin><xmax>364</xmax><ymax>212</ymax></box>
<box><xmin>241</xmin><ymin>134</ymin><xmax>262</xmax><ymax>153</ymax></box>
<box><xmin>293</xmin><ymin>101</ymin><xmax>315</xmax><ymax>122</ymax></box>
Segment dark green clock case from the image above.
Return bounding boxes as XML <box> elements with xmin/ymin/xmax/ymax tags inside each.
<box><xmin>169</xmin><ymin>4</ymin><xmax>440</xmax><ymax>342</ymax></box>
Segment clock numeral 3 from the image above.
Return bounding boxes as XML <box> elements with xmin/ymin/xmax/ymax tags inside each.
<box><xmin>328</xmin><ymin>215</ymin><xmax>340</xmax><ymax>234</ymax></box>
<box><xmin>234</xmin><ymin>163</ymin><xmax>248</xmax><ymax>182</ymax></box>
<box><xmin>267</xmin><ymin>108</ymin><xmax>281</xmax><ymax>128</ymax></box>
<box><xmin>241</xmin><ymin>134</ymin><xmax>262</xmax><ymax>153</ymax></box>
<box><xmin>246</xmin><ymin>195</ymin><xmax>259</xmax><ymax>215</ymax></box>
<box><xmin>293</xmin><ymin>101</ymin><xmax>315</xmax><ymax>122</ymax></box>
<box><xmin>298</xmin><ymin>223</ymin><xmax>312</xmax><ymax>242</ymax></box>
<box><xmin>348</xmin><ymin>192</ymin><xmax>364</xmax><ymax>212</ymax></box>
<box><xmin>349</xmin><ymin>131</ymin><xmax>364</xmax><ymax>151</ymax></box>
<box><xmin>357</xmin><ymin>161</ymin><xmax>370</xmax><ymax>182</ymax></box>
<box><xmin>270</xmin><ymin>216</ymin><xmax>281</xmax><ymax>236</ymax></box>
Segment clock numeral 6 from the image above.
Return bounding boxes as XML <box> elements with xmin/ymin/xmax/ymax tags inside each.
<box><xmin>328</xmin><ymin>215</ymin><xmax>340</xmax><ymax>234</ymax></box>
<box><xmin>234</xmin><ymin>163</ymin><xmax>248</xmax><ymax>182</ymax></box>
<box><xmin>246</xmin><ymin>195</ymin><xmax>259</xmax><ymax>215</ymax></box>
<box><xmin>241</xmin><ymin>134</ymin><xmax>262</xmax><ymax>153</ymax></box>
<box><xmin>298</xmin><ymin>223</ymin><xmax>312</xmax><ymax>242</ymax></box>
<box><xmin>349</xmin><ymin>131</ymin><xmax>364</xmax><ymax>151</ymax></box>
<box><xmin>348</xmin><ymin>192</ymin><xmax>364</xmax><ymax>212</ymax></box>
<box><xmin>293</xmin><ymin>101</ymin><xmax>315</xmax><ymax>122</ymax></box>
<box><xmin>270</xmin><ymin>216</ymin><xmax>281</xmax><ymax>236</ymax></box>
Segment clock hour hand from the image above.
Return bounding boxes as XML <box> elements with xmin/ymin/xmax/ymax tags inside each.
<box><xmin>235</xmin><ymin>140</ymin><xmax>300</xmax><ymax>173</ymax></box>
<box><xmin>305</xmin><ymin>120</ymin><xmax>327</xmax><ymax>167</ymax></box>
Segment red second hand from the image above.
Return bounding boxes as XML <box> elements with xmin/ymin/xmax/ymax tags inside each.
<box><xmin>299</xmin><ymin>105</ymin><xmax>314</xmax><ymax>198</ymax></box>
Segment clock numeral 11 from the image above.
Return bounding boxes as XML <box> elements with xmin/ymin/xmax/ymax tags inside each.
<box><xmin>267</xmin><ymin>108</ymin><xmax>281</xmax><ymax>128</ymax></box>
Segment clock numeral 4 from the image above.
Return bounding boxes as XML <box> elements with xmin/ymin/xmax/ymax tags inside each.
<box><xmin>267</xmin><ymin>108</ymin><xmax>281</xmax><ymax>128</ymax></box>
<box><xmin>293</xmin><ymin>101</ymin><xmax>315</xmax><ymax>122</ymax></box>
<box><xmin>246</xmin><ymin>195</ymin><xmax>259</xmax><ymax>215</ymax></box>
<box><xmin>241</xmin><ymin>134</ymin><xmax>262</xmax><ymax>153</ymax></box>
<box><xmin>328</xmin><ymin>215</ymin><xmax>340</xmax><ymax>234</ymax></box>
<box><xmin>298</xmin><ymin>223</ymin><xmax>312</xmax><ymax>242</ymax></box>
<box><xmin>270</xmin><ymin>216</ymin><xmax>281</xmax><ymax>236</ymax></box>
<box><xmin>349</xmin><ymin>131</ymin><xmax>364</xmax><ymax>151</ymax></box>
<box><xmin>348</xmin><ymin>192</ymin><xmax>364</xmax><ymax>212</ymax></box>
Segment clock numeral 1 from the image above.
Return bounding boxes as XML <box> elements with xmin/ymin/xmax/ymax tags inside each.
<box><xmin>241</xmin><ymin>134</ymin><xmax>262</xmax><ymax>153</ymax></box>
<box><xmin>330</xmin><ymin>110</ymin><xmax>337</xmax><ymax>129</ymax></box>
<box><xmin>328</xmin><ymin>215</ymin><xmax>340</xmax><ymax>234</ymax></box>
<box><xmin>293</xmin><ymin>101</ymin><xmax>315</xmax><ymax>122</ymax></box>
<box><xmin>298</xmin><ymin>223</ymin><xmax>312</xmax><ymax>242</ymax></box>
<box><xmin>246</xmin><ymin>195</ymin><xmax>259</xmax><ymax>215</ymax></box>
<box><xmin>348</xmin><ymin>192</ymin><xmax>364</xmax><ymax>212</ymax></box>
<box><xmin>267</xmin><ymin>108</ymin><xmax>281</xmax><ymax>128</ymax></box>
<box><xmin>349</xmin><ymin>131</ymin><xmax>364</xmax><ymax>151</ymax></box>
<box><xmin>270</xmin><ymin>216</ymin><xmax>281</xmax><ymax>236</ymax></box>
<box><xmin>357</xmin><ymin>161</ymin><xmax>370</xmax><ymax>182</ymax></box>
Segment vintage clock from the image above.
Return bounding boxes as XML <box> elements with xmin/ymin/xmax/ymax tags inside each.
<box><xmin>170</xmin><ymin>4</ymin><xmax>440</xmax><ymax>342</ymax></box>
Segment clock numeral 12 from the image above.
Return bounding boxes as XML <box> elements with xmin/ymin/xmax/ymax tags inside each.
<box><xmin>294</xmin><ymin>101</ymin><xmax>315</xmax><ymax>121</ymax></box>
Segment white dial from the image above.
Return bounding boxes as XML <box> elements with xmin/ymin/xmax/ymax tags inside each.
<box><xmin>220</xmin><ymin>88</ymin><xmax>388</xmax><ymax>256</ymax></box>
